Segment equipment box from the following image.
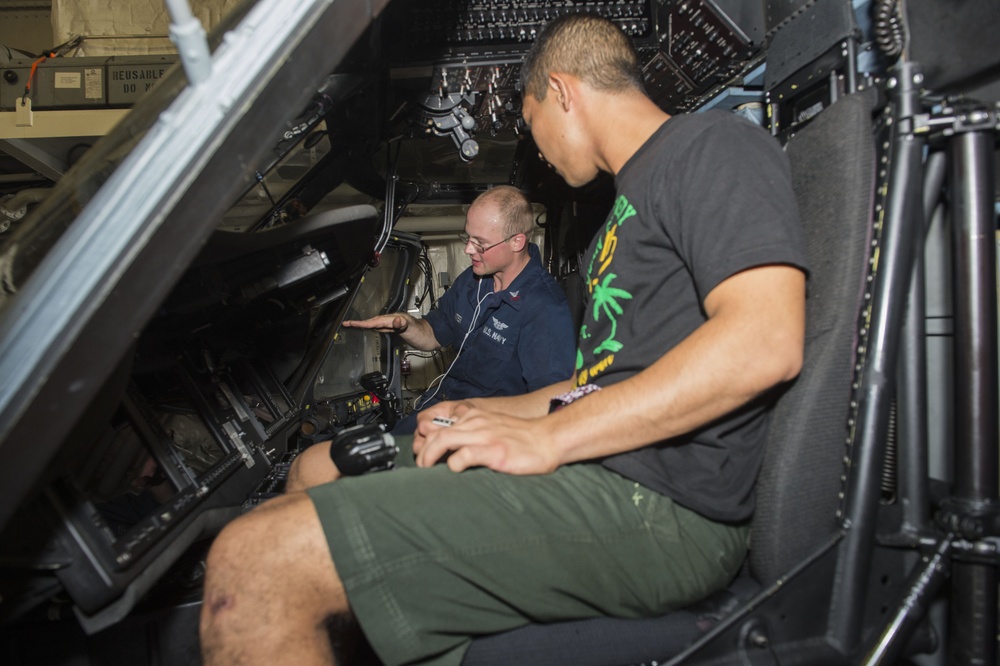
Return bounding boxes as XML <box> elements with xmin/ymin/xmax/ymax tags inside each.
<box><xmin>1</xmin><ymin>55</ymin><xmax>176</xmax><ymax>111</ymax></box>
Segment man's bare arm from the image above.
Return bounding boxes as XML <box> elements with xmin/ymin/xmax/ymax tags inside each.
<box><xmin>415</xmin><ymin>264</ymin><xmax>805</xmax><ymax>472</ymax></box>
<box><xmin>342</xmin><ymin>313</ymin><xmax>441</xmax><ymax>351</ymax></box>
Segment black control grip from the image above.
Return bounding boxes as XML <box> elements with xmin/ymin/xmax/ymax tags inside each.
<box><xmin>329</xmin><ymin>423</ymin><xmax>398</xmax><ymax>476</ymax></box>
<box><xmin>360</xmin><ymin>371</ymin><xmax>401</xmax><ymax>429</ymax></box>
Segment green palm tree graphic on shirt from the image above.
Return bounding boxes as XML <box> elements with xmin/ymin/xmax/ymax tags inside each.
<box><xmin>591</xmin><ymin>272</ymin><xmax>632</xmax><ymax>354</ymax></box>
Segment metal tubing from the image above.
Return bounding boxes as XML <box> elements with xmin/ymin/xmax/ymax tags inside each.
<box><xmin>845</xmin><ymin>37</ymin><xmax>858</xmax><ymax>94</ymax></box>
<box><xmin>947</xmin><ymin>125</ymin><xmax>998</xmax><ymax>666</ymax></box>
<box><xmin>827</xmin><ymin>61</ymin><xmax>927</xmax><ymax>654</ymax></box>
<box><xmin>862</xmin><ymin>537</ymin><xmax>952</xmax><ymax>665</ymax></box>
<box><xmin>896</xmin><ymin>151</ymin><xmax>947</xmax><ymax>534</ymax></box>
<box><xmin>949</xmin><ymin>128</ymin><xmax>999</xmax><ymax>504</ymax></box>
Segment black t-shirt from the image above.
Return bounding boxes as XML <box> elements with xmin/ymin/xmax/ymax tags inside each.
<box><xmin>576</xmin><ymin>110</ymin><xmax>808</xmax><ymax>522</ymax></box>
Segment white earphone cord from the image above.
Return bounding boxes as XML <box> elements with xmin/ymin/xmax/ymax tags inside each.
<box><xmin>414</xmin><ymin>279</ymin><xmax>494</xmax><ymax>410</ymax></box>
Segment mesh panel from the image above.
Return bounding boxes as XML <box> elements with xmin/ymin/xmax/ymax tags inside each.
<box><xmin>750</xmin><ymin>87</ymin><xmax>878</xmax><ymax>585</ymax></box>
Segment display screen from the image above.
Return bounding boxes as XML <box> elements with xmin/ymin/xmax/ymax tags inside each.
<box><xmin>69</xmin><ymin>388</ymin><xmax>231</xmax><ymax>542</ymax></box>
<box><xmin>79</xmin><ymin>407</ymin><xmax>185</xmax><ymax>540</ymax></box>
<box><xmin>65</xmin><ymin>356</ymin><xmax>291</xmax><ymax>550</ymax></box>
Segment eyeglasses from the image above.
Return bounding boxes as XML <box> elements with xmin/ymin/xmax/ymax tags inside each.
<box><xmin>458</xmin><ymin>232</ymin><xmax>519</xmax><ymax>254</ymax></box>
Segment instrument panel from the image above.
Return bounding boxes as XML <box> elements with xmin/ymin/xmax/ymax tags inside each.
<box><xmin>382</xmin><ymin>0</ymin><xmax>766</xmax><ymax>170</ymax></box>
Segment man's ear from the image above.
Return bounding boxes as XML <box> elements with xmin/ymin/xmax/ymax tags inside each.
<box><xmin>511</xmin><ymin>233</ymin><xmax>528</xmax><ymax>252</ymax></box>
<box><xmin>548</xmin><ymin>73</ymin><xmax>572</xmax><ymax>111</ymax></box>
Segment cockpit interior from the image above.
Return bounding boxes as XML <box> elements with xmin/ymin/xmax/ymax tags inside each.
<box><xmin>1</xmin><ymin>0</ymin><xmax>998</xmax><ymax>664</ymax></box>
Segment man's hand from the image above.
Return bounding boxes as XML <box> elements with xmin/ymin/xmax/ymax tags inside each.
<box><xmin>412</xmin><ymin>400</ymin><xmax>476</xmax><ymax>456</ymax></box>
<box><xmin>413</xmin><ymin>405</ymin><xmax>561</xmax><ymax>475</ymax></box>
<box><xmin>342</xmin><ymin>313</ymin><xmax>440</xmax><ymax>351</ymax></box>
<box><xmin>414</xmin><ymin>399</ymin><xmax>475</xmax><ymax>428</ymax></box>
<box><xmin>342</xmin><ymin>314</ymin><xmax>411</xmax><ymax>333</ymax></box>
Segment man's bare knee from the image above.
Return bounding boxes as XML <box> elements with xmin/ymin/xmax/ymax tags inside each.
<box><xmin>202</xmin><ymin>497</ymin><xmax>295</xmax><ymax>611</ymax></box>
<box><xmin>200</xmin><ymin>501</ymin><xmax>290</xmax><ymax>655</ymax></box>
<box><xmin>200</xmin><ymin>492</ymin><xmax>349</xmax><ymax>664</ymax></box>
<box><xmin>286</xmin><ymin>441</ymin><xmax>340</xmax><ymax>492</ymax></box>
<box><xmin>203</xmin><ymin>493</ymin><xmax>340</xmax><ymax>603</ymax></box>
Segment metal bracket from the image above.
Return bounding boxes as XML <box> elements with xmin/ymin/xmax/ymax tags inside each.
<box><xmin>419</xmin><ymin>91</ymin><xmax>480</xmax><ymax>162</ymax></box>
<box><xmin>911</xmin><ymin>102</ymin><xmax>1000</xmax><ymax>139</ymax></box>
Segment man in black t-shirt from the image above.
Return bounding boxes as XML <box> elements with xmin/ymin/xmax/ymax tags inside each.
<box><xmin>200</xmin><ymin>15</ymin><xmax>807</xmax><ymax>666</ymax></box>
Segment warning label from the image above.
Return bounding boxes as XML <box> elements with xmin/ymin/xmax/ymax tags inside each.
<box><xmin>107</xmin><ymin>64</ymin><xmax>172</xmax><ymax>104</ymax></box>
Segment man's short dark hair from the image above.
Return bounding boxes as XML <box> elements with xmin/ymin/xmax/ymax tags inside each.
<box><xmin>520</xmin><ymin>14</ymin><xmax>643</xmax><ymax>101</ymax></box>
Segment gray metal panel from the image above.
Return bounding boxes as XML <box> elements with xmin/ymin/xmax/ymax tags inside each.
<box><xmin>1</xmin><ymin>55</ymin><xmax>179</xmax><ymax>109</ymax></box>
<box><xmin>0</xmin><ymin>57</ymin><xmax>109</xmax><ymax>110</ymax></box>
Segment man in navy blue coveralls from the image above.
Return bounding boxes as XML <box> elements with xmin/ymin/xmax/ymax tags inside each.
<box><xmin>342</xmin><ymin>185</ymin><xmax>575</xmax><ymax>434</ymax></box>
<box><xmin>284</xmin><ymin>185</ymin><xmax>575</xmax><ymax>490</ymax></box>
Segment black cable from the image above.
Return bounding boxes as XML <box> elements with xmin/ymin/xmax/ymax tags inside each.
<box><xmin>413</xmin><ymin>244</ymin><xmax>436</xmax><ymax>309</ymax></box>
<box><xmin>874</xmin><ymin>0</ymin><xmax>905</xmax><ymax>59</ymax></box>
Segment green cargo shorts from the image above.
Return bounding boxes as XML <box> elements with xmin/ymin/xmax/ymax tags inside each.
<box><xmin>307</xmin><ymin>437</ymin><xmax>749</xmax><ymax>666</ymax></box>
